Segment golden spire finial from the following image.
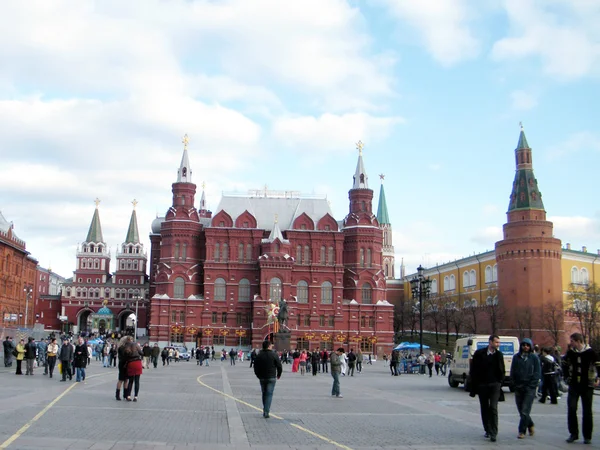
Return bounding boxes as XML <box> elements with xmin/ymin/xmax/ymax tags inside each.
<box><xmin>356</xmin><ymin>140</ymin><xmax>364</xmax><ymax>155</ymax></box>
<box><xmin>202</xmin><ymin>181</ymin><xmax>206</xmax><ymax>190</ymax></box>
<box><xmin>94</xmin><ymin>198</ymin><xmax>101</xmax><ymax>209</ymax></box>
<box><xmin>379</xmin><ymin>173</ymin><xmax>385</xmax><ymax>183</ymax></box>
<box><xmin>132</xmin><ymin>199</ymin><xmax>138</xmax><ymax>210</ymax></box>
<box><xmin>182</xmin><ymin>133</ymin><xmax>189</xmax><ymax>151</ymax></box>
<box><xmin>274</xmin><ymin>214</ymin><xmax>278</xmax><ymax>224</ymax></box>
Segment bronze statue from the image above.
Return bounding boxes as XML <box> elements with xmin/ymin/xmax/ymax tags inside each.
<box><xmin>277</xmin><ymin>299</ymin><xmax>289</xmax><ymax>328</ymax></box>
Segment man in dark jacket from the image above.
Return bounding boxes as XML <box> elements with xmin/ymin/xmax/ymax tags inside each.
<box><xmin>469</xmin><ymin>335</ymin><xmax>505</xmax><ymax>442</ymax></box>
<box><xmin>73</xmin><ymin>337</ymin><xmax>88</xmax><ymax>382</ymax></box>
<box><xmin>151</xmin><ymin>343</ymin><xmax>160</xmax><ymax>368</ymax></box>
<box><xmin>510</xmin><ymin>338</ymin><xmax>540</xmax><ymax>439</ymax></box>
<box><xmin>59</xmin><ymin>338</ymin><xmax>74</xmax><ymax>381</ymax></box>
<box><xmin>3</xmin><ymin>336</ymin><xmax>14</xmax><ymax>367</ymax></box>
<box><xmin>253</xmin><ymin>341</ymin><xmax>282</xmax><ymax>418</ymax></box>
<box><xmin>24</xmin><ymin>337</ymin><xmax>37</xmax><ymax>375</ymax></box>
<box><xmin>564</xmin><ymin>332</ymin><xmax>600</xmax><ymax>444</ymax></box>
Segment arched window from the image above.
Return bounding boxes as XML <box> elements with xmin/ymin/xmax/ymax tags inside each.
<box><xmin>366</xmin><ymin>249</ymin><xmax>372</xmax><ymax>267</ymax></box>
<box><xmin>328</xmin><ymin>247</ymin><xmax>334</xmax><ymax>265</ymax></box>
<box><xmin>463</xmin><ymin>271</ymin><xmax>470</xmax><ymax>287</ymax></box>
<box><xmin>320</xmin><ymin>246</ymin><xmax>326</xmax><ymax>264</ymax></box>
<box><xmin>174</xmin><ymin>277</ymin><xmax>185</xmax><ymax>298</ymax></box>
<box><xmin>270</xmin><ymin>277</ymin><xmax>282</xmax><ymax>301</ymax></box>
<box><xmin>182</xmin><ymin>243</ymin><xmax>187</xmax><ymax>261</ymax></box>
<box><xmin>581</xmin><ymin>268</ymin><xmax>589</xmax><ymax>285</ymax></box>
<box><xmin>94</xmin><ymin>259</ymin><xmax>99</xmax><ymax>269</ymax></box>
<box><xmin>296</xmin><ymin>245</ymin><xmax>302</xmax><ymax>264</ymax></box>
<box><xmin>321</xmin><ymin>281</ymin><xmax>333</xmax><ymax>304</ymax></box>
<box><xmin>238</xmin><ymin>279</ymin><xmax>250</xmax><ymax>302</ymax></box>
<box><xmin>443</xmin><ymin>276</ymin><xmax>449</xmax><ymax>291</ymax></box>
<box><xmin>238</xmin><ymin>243</ymin><xmax>244</xmax><ymax>263</ymax></box>
<box><xmin>361</xmin><ymin>283</ymin><xmax>372</xmax><ymax>304</ymax></box>
<box><xmin>174</xmin><ymin>243</ymin><xmax>180</xmax><ymax>260</ymax></box>
<box><xmin>449</xmin><ymin>275</ymin><xmax>456</xmax><ymax>290</ymax></box>
<box><xmin>246</xmin><ymin>244</ymin><xmax>252</xmax><ymax>262</ymax></box>
<box><xmin>360</xmin><ymin>248</ymin><xmax>365</xmax><ymax>267</ymax></box>
<box><xmin>571</xmin><ymin>267</ymin><xmax>579</xmax><ymax>284</ymax></box>
<box><xmin>469</xmin><ymin>270</ymin><xmax>476</xmax><ymax>287</ymax></box>
<box><xmin>297</xmin><ymin>280</ymin><xmax>308</xmax><ymax>303</ymax></box>
<box><xmin>431</xmin><ymin>279</ymin><xmax>438</xmax><ymax>294</ymax></box>
<box><xmin>214</xmin><ymin>278</ymin><xmax>226</xmax><ymax>301</ymax></box>
<box><xmin>222</xmin><ymin>243</ymin><xmax>228</xmax><ymax>262</ymax></box>
<box><xmin>492</xmin><ymin>264</ymin><xmax>498</xmax><ymax>282</ymax></box>
<box><xmin>384</xmin><ymin>264</ymin><xmax>388</xmax><ymax>277</ymax></box>
<box><xmin>81</xmin><ymin>260</ymin><xmax>86</xmax><ymax>269</ymax></box>
<box><xmin>304</xmin><ymin>245</ymin><xmax>310</xmax><ymax>264</ymax></box>
<box><xmin>485</xmin><ymin>265</ymin><xmax>492</xmax><ymax>283</ymax></box>
<box><xmin>214</xmin><ymin>243</ymin><xmax>220</xmax><ymax>262</ymax></box>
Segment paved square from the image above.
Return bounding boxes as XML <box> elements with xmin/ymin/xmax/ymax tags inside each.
<box><xmin>0</xmin><ymin>359</ymin><xmax>598</xmax><ymax>449</ymax></box>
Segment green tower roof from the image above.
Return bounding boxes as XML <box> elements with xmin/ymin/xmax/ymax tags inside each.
<box><xmin>125</xmin><ymin>209</ymin><xmax>140</xmax><ymax>244</ymax></box>
<box><xmin>508</xmin><ymin>128</ymin><xmax>545</xmax><ymax>212</ymax></box>
<box><xmin>85</xmin><ymin>206</ymin><xmax>105</xmax><ymax>243</ymax></box>
<box><xmin>377</xmin><ymin>181</ymin><xmax>390</xmax><ymax>224</ymax></box>
<box><xmin>517</xmin><ymin>129</ymin><xmax>529</xmax><ymax>149</ymax></box>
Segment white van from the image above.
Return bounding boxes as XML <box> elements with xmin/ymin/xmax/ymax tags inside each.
<box><xmin>447</xmin><ymin>335</ymin><xmax>519</xmax><ymax>392</ymax></box>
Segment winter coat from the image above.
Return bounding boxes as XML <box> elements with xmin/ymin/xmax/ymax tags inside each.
<box><xmin>73</xmin><ymin>344</ymin><xmax>88</xmax><ymax>368</ymax></box>
<box><xmin>253</xmin><ymin>349</ymin><xmax>283</xmax><ymax>380</ymax></box>
<box><xmin>509</xmin><ymin>338</ymin><xmax>540</xmax><ymax>390</ymax></box>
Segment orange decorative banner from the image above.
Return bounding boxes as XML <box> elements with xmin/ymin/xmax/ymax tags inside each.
<box><xmin>203</xmin><ymin>328</ymin><xmax>213</xmax><ymax>336</ymax></box>
<box><xmin>171</xmin><ymin>325</ymin><xmax>182</xmax><ymax>334</ymax></box>
<box><xmin>304</xmin><ymin>332</ymin><xmax>316</xmax><ymax>340</ymax></box>
<box><xmin>320</xmin><ymin>334</ymin><xmax>331</xmax><ymax>342</ymax></box>
<box><xmin>235</xmin><ymin>329</ymin><xmax>247</xmax><ymax>337</ymax></box>
<box><xmin>187</xmin><ymin>327</ymin><xmax>198</xmax><ymax>335</ymax></box>
<box><xmin>350</xmin><ymin>335</ymin><xmax>362</xmax><ymax>342</ymax></box>
<box><xmin>368</xmin><ymin>336</ymin><xmax>378</xmax><ymax>344</ymax></box>
<box><xmin>335</xmin><ymin>334</ymin><xmax>347</xmax><ymax>343</ymax></box>
<box><xmin>219</xmin><ymin>329</ymin><xmax>229</xmax><ymax>336</ymax></box>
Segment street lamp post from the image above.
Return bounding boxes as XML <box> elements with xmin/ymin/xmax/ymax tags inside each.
<box><xmin>23</xmin><ymin>286</ymin><xmax>32</xmax><ymax>328</ymax></box>
<box><xmin>410</xmin><ymin>265</ymin><xmax>432</xmax><ymax>356</ymax></box>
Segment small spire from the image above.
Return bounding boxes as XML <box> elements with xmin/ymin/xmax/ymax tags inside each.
<box><xmin>517</xmin><ymin>122</ymin><xmax>529</xmax><ymax>149</ymax></box>
<box><xmin>125</xmin><ymin>202</ymin><xmax>140</xmax><ymax>244</ymax></box>
<box><xmin>199</xmin><ymin>183</ymin><xmax>207</xmax><ymax>211</ymax></box>
<box><xmin>352</xmin><ymin>140</ymin><xmax>369</xmax><ymax>189</ymax></box>
<box><xmin>177</xmin><ymin>134</ymin><xmax>192</xmax><ymax>183</ymax></box>
<box><xmin>85</xmin><ymin>200</ymin><xmax>105</xmax><ymax>244</ymax></box>
<box><xmin>377</xmin><ymin>181</ymin><xmax>390</xmax><ymax>224</ymax></box>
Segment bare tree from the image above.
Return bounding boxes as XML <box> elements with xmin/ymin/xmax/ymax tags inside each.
<box><xmin>450</xmin><ymin>303</ymin><xmax>466</xmax><ymax>339</ymax></box>
<box><xmin>541</xmin><ymin>300</ymin><xmax>564</xmax><ymax>346</ymax></box>
<box><xmin>515</xmin><ymin>307</ymin><xmax>533</xmax><ymax>340</ymax></box>
<box><xmin>438</xmin><ymin>293</ymin><xmax>456</xmax><ymax>345</ymax></box>
<box><xmin>425</xmin><ymin>294</ymin><xmax>443</xmax><ymax>343</ymax></box>
<box><xmin>568</xmin><ymin>282</ymin><xmax>600</xmax><ymax>345</ymax></box>
<box><xmin>481</xmin><ymin>286</ymin><xmax>505</xmax><ymax>336</ymax></box>
<box><xmin>463</xmin><ymin>296</ymin><xmax>479</xmax><ymax>334</ymax></box>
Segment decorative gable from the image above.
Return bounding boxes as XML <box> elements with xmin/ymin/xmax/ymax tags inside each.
<box><xmin>235</xmin><ymin>210</ymin><xmax>257</xmax><ymax>229</ymax></box>
<box><xmin>292</xmin><ymin>213</ymin><xmax>315</xmax><ymax>231</ymax></box>
<box><xmin>317</xmin><ymin>213</ymin><xmax>338</xmax><ymax>232</ymax></box>
<box><xmin>211</xmin><ymin>210</ymin><xmax>233</xmax><ymax>228</ymax></box>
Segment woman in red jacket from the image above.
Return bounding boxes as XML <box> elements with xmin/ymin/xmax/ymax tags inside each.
<box><xmin>123</xmin><ymin>341</ymin><xmax>143</xmax><ymax>402</ymax></box>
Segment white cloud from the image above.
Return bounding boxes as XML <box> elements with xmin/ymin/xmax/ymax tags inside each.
<box><xmin>510</xmin><ymin>90</ymin><xmax>538</xmax><ymax>111</ymax></box>
<box><xmin>547</xmin><ymin>131</ymin><xmax>600</xmax><ymax>160</ymax></box>
<box><xmin>550</xmin><ymin>215</ymin><xmax>600</xmax><ymax>246</ymax></box>
<box><xmin>272</xmin><ymin>113</ymin><xmax>404</xmax><ymax>156</ymax></box>
<box><xmin>471</xmin><ymin>226</ymin><xmax>503</xmax><ymax>246</ymax></box>
<box><xmin>382</xmin><ymin>0</ymin><xmax>480</xmax><ymax>66</ymax></box>
<box><xmin>492</xmin><ymin>0</ymin><xmax>600</xmax><ymax>78</ymax></box>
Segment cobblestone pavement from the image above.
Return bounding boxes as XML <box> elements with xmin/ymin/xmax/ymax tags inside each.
<box><xmin>0</xmin><ymin>359</ymin><xmax>598</xmax><ymax>449</ymax></box>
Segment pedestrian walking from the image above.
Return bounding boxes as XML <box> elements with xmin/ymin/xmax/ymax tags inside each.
<box><xmin>564</xmin><ymin>332</ymin><xmax>600</xmax><ymax>444</ymax></box>
<box><xmin>151</xmin><ymin>343</ymin><xmax>160</xmax><ymax>368</ymax></box>
<box><xmin>46</xmin><ymin>338</ymin><xmax>58</xmax><ymax>378</ymax></box>
<box><xmin>356</xmin><ymin>349</ymin><xmax>363</xmax><ymax>373</ymax></box>
<box><xmin>539</xmin><ymin>347</ymin><xmax>559</xmax><ymax>405</ymax></box>
<box><xmin>469</xmin><ymin>335</ymin><xmax>505</xmax><ymax>442</ymax></box>
<box><xmin>73</xmin><ymin>337</ymin><xmax>88</xmax><ymax>382</ymax></box>
<box><xmin>115</xmin><ymin>336</ymin><xmax>133</xmax><ymax>400</ymax></box>
<box><xmin>347</xmin><ymin>349</ymin><xmax>356</xmax><ymax>376</ymax></box>
<box><xmin>253</xmin><ymin>341</ymin><xmax>282</xmax><ymax>418</ymax></box>
<box><xmin>321</xmin><ymin>349</ymin><xmax>329</xmax><ymax>373</ymax></box>
<box><xmin>59</xmin><ymin>338</ymin><xmax>74</xmax><ymax>381</ymax></box>
<box><xmin>510</xmin><ymin>338</ymin><xmax>540</xmax><ymax>439</ymax></box>
<box><xmin>124</xmin><ymin>341</ymin><xmax>143</xmax><ymax>401</ymax></box>
<box><xmin>15</xmin><ymin>338</ymin><xmax>25</xmax><ymax>375</ymax></box>
<box><xmin>4</xmin><ymin>337</ymin><xmax>15</xmax><ymax>367</ymax></box>
<box><xmin>24</xmin><ymin>337</ymin><xmax>37</xmax><ymax>375</ymax></box>
<box><xmin>330</xmin><ymin>348</ymin><xmax>344</xmax><ymax>398</ymax></box>
<box><xmin>311</xmin><ymin>349</ymin><xmax>320</xmax><ymax>376</ymax></box>
<box><xmin>249</xmin><ymin>348</ymin><xmax>256</xmax><ymax>368</ymax></box>
<box><xmin>142</xmin><ymin>343</ymin><xmax>152</xmax><ymax>369</ymax></box>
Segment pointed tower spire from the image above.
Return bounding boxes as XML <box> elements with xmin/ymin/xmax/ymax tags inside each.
<box><xmin>352</xmin><ymin>140</ymin><xmax>369</xmax><ymax>189</ymax></box>
<box><xmin>199</xmin><ymin>181</ymin><xmax>207</xmax><ymax>211</ymax></box>
<box><xmin>177</xmin><ymin>133</ymin><xmax>192</xmax><ymax>183</ymax></box>
<box><xmin>507</xmin><ymin>123</ymin><xmax>545</xmax><ymax>212</ymax></box>
<box><xmin>376</xmin><ymin>174</ymin><xmax>390</xmax><ymax>224</ymax></box>
<box><xmin>266</xmin><ymin>214</ymin><xmax>288</xmax><ymax>243</ymax></box>
<box><xmin>85</xmin><ymin>198</ymin><xmax>105</xmax><ymax>243</ymax></box>
<box><xmin>125</xmin><ymin>199</ymin><xmax>140</xmax><ymax>244</ymax></box>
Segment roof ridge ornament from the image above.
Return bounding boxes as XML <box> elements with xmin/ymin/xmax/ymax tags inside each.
<box><xmin>182</xmin><ymin>133</ymin><xmax>189</xmax><ymax>151</ymax></box>
<box><xmin>94</xmin><ymin>198</ymin><xmax>101</xmax><ymax>209</ymax></box>
<box><xmin>132</xmin><ymin>199</ymin><xmax>138</xmax><ymax>210</ymax></box>
<box><xmin>356</xmin><ymin>140</ymin><xmax>364</xmax><ymax>156</ymax></box>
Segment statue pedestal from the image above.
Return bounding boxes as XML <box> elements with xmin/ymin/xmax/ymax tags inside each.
<box><xmin>273</xmin><ymin>330</ymin><xmax>291</xmax><ymax>353</ymax></box>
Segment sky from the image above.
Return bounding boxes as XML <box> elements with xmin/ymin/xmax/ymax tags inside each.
<box><xmin>1</xmin><ymin>0</ymin><xmax>599</xmax><ymax>280</ymax></box>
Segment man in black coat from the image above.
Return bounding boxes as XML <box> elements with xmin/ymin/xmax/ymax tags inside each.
<box><xmin>469</xmin><ymin>335</ymin><xmax>505</xmax><ymax>442</ymax></box>
<box><xmin>24</xmin><ymin>337</ymin><xmax>37</xmax><ymax>375</ymax></box>
<box><xmin>253</xmin><ymin>341</ymin><xmax>282</xmax><ymax>418</ymax></box>
<box><xmin>59</xmin><ymin>338</ymin><xmax>74</xmax><ymax>381</ymax></box>
<box><xmin>3</xmin><ymin>336</ymin><xmax>14</xmax><ymax>367</ymax></box>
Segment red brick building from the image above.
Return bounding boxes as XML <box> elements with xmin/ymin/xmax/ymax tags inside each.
<box><xmin>0</xmin><ymin>211</ymin><xmax>38</xmax><ymax>328</ymax></box>
<box><xmin>149</xmin><ymin>139</ymin><xmax>395</xmax><ymax>355</ymax></box>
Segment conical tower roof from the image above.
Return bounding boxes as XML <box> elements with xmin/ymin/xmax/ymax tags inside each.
<box><xmin>125</xmin><ymin>202</ymin><xmax>140</xmax><ymax>244</ymax></box>
<box><xmin>352</xmin><ymin>140</ymin><xmax>369</xmax><ymax>189</ymax></box>
<box><xmin>376</xmin><ymin>176</ymin><xmax>390</xmax><ymax>224</ymax></box>
<box><xmin>177</xmin><ymin>134</ymin><xmax>192</xmax><ymax>183</ymax></box>
<box><xmin>85</xmin><ymin>199</ymin><xmax>105</xmax><ymax>243</ymax></box>
<box><xmin>507</xmin><ymin>126</ymin><xmax>545</xmax><ymax>212</ymax></box>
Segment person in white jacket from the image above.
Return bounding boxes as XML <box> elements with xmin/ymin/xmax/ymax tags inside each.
<box><xmin>340</xmin><ymin>351</ymin><xmax>348</xmax><ymax>376</ymax></box>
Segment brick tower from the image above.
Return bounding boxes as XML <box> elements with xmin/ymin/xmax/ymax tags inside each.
<box><xmin>376</xmin><ymin>174</ymin><xmax>395</xmax><ymax>279</ymax></box>
<box><xmin>495</xmin><ymin>126</ymin><xmax>563</xmax><ymax>343</ymax></box>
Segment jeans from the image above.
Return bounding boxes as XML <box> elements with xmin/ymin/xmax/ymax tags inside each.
<box><xmin>152</xmin><ymin>356</ymin><xmax>158</xmax><ymax>368</ymax></box>
<box><xmin>259</xmin><ymin>378</ymin><xmax>277</xmax><ymax>416</ymax></box>
<box><xmin>568</xmin><ymin>386</ymin><xmax>594</xmax><ymax>440</ymax></box>
<box><xmin>331</xmin><ymin>371</ymin><xmax>341</xmax><ymax>396</ymax></box>
<box><xmin>478</xmin><ymin>382</ymin><xmax>502</xmax><ymax>437</ymax></box>
<box><xmin>322</xmin><ymin>361</ymin><xmax>328</xmax><ymax>373</ymax></box>
<box><xmin>103</xmin><ymin>355</ymin><xmax>109</xmax><ymax>367</ymax></box>
<box><xmin>540</xmin><ymin>374</ymin><xmax>558</xmax><ymax>403</ymax></box>
<box><xmin>514</xmin><ymin>388</ymin><xmax>536</xmax><ymax>434</ymax></box>
<box><xmin>47</xmin><ymin>356</ymin><xmax>56</xmax><ymax>378</ymax></box>
<box><xmin>76</xmin><ymin>367</ymin><xmax>86</xmax><ymax>382</ymax></box>
<box><xmin>25</xmin><ymin>358</ymin><xmax>34</xmax><ymax>375</ymax></box>
<box><xmin>61</xmin><ymin>360</ymin><xmax>72</xmax><ymax>381</ymax></box>
<box><xmin>125</xmin><ymin>375</ymin><xmax>141</xmax><ymax>398</ymax></box>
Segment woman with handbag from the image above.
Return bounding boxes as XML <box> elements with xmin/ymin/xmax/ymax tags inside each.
<box><xmin>46</xmin><ymin>338</ymin><xmax>58</xmax><ymax>378</ymax></box>
<box><xmin>15</xmin><ymin>339</ymin><xmax>25</xmax><ymax>375</ymax></box>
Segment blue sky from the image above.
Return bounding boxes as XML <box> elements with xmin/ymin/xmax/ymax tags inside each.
<box><xmin>0</xmin><ymin>0</ymin><xmax>598</xmax><ymax>278</ymax></box>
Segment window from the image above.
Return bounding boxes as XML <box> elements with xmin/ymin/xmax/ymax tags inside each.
<box><xmin>469</xmin><ymin>270</ymin><xmax>476</xmax><ymax>287</ymax></box>
<box><xmin>238</xmin><ymin>279</ymin><xmax>250</xmax><ymax>302</ymax></box>
<box><xmin>485</xmin><ymin>265</ymin><xmax>493</xmax><ymax>283</ymax></box>
<box><xmin>431</xmin><ymin>279</ymin><xmax>438</xmax><ymax>294</ymax></box>
<box><xmin>214</xmin><ymin>278</ymin><xmax>226</xmax><ymax>301</ymax></box>
<box><xmin>492</xmin><ymin>264</ymin><xmax>498</xmax><ymax>282</ymax></box>
<box><xmin>270</xmin><ymin>277</ymin><xmax>282</xmax><ymax>301</ymax></box>
<box><xmin>328</xmin><ymin>315</ymin><xmax>335</xmax><ymax>327</ymax></box>
<box><xmin>360</xmin><ymin>337</ymin><xmax>373</xmax><ymax>353</ymax></box>
<box><xmin>246</xmin><ymin>244</ymin><xmax>252</xmax><ymax>262</ymax></box>
<box><xmin>368</xmin><ymin>316</ymin><xmax>374</xmax><ymax>328</ymax></box>
<box><xmin>170</xmin><ymin>331</ymin><xmax>183</xmax><ymax>343</ymax></box>
<box><xmin>221</xmin><ymin>312</ymin><xmax>227</xmax><ymax>323</ymax></box>
<box><xmin>360</xmin><ymin>248</ymin><xmax>365</xmax><ymax>267</ymax></box>
<box><xmin>463</xmin><ymin>271</ymin><xmax>470</xmax><ymax>287</ymax></box>
<box><xmin>361</xmin><ymin>283</ymin><xmax>372</xmax><ymax>304</ymax></box>
<box><xmin>443</xmin><ymin>276</ymin><xmax>449</xmax><ymax>291</ymax></box>
<box><xmin>222</xmin><ymin>243</ymin><xmax>228</xmax><ymax>262</ymax></box>
<box><xmin>360</xmin><ymin>316</ymin><xmax>366</xmax><ymax>327</ymax></box>
<box><xmin>571</xmin><ymin>267</ymin><xmax>579</xmax><ymax>284</ymax></box>
<box><xmin>214</xmin><ymin>243</ymin><xmax>220</xmax><ymax>262</ymax></box>
<box><xmin>303</xmin><ymin>315</ymin><xmax>311</xmax><ymax>326</ymax></box>
<box><xmin>296</xmin><ymin>245</ymin><xmax>302</xmax><ymax>264</ymax></box>
<box><xmin>304</xmin><ymin>245</ymin><xmax>310</xmax><ymax>264</ymax></box>
<box><xmin>449</xmin><ymin>275</ymin><xmax>456</xmax><ymax>290</ymax></box>
<box><xmin>174</xmin><ymin>277</ymin><xmax>185</xmax><ymax>298</ymax></box>
<box><xmin>182</xmin><ymin>244</ymin><xmax>187</xmax><ymax>261</ymax></box>
<box><xmin>296</xmin><ymin>338</ymin><xmax>309</xmax><ymax>350</ymax></box>
<box><xmin>581</xmin><ymin>268</ymin><xmax>589</xmax><ymax>285</ymax></box>
<box><xmin>319</xmin><ymin>315</ymin><xmax>325</xmax><ymax>326</ymax></box>
<box><xmin>211</xmin><ymin>312</ymin><xmax>217</xmax><ymax>323</ymax></box>
<box><xmin>296</xmin><ymin>280</ymin><xmax>308</xmax><ymax>303</ymax></box>
<box><xmin>366</xmin><ymin>248</ymin><xmax>371</xmax><ymax>267</ymax></box>
<box><xmin>236</xmin><ymin>312</ymin><xmax>242</xmax><ymax>326</ymax></box>
<box><xmin>321</xmin><ymin>281</ymin><xmax>333</xmax><ymax>304</ymax></box>
<box><xmin>320</xmin><ymin>246</ymin><xmax>326</xmax><ymax>264</ymax></box>
<box><xmin>328</xmin><ymin>247</ymin><xmax>334</xmax><ymax>265</ymax></box>
<box><xmin>238</xmin><ymin>243</ymin><xmax>244</xmax><ymax>263</ymax></box>
<box><xmin>174</xmin><ymin>243</ymin><xmax>180</xmax><ymax>260</ymax></box>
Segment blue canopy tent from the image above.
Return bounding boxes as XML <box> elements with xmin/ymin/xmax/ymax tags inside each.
<box><xmin>394</xmin><ymin>342</ymin><xmax>430</xmax><ymax>351</ymax></box>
